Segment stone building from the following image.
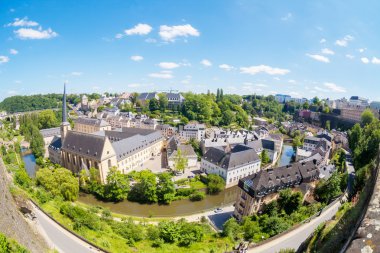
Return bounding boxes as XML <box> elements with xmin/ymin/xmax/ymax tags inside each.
<box><xmin>73</xmin><ymin>117</ymin><xmax>111</xmax><ymax>134</ymax></box>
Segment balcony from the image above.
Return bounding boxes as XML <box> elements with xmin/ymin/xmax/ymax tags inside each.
<box><xmin>239</xmin><ymin>202</ymin><xmax>246</xmax><ymax>209</ymax></box>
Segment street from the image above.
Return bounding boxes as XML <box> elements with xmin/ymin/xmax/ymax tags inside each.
<box><xmin>33</xmin><ymin>204</ymin><xmax>100</xmax><ymax>253</ymax></box>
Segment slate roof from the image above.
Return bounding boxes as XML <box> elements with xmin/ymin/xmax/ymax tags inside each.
<box><xmin>165</xmin><ymin>93</ymin><xmax>184</xmax><ymax>101</ymax></box>
<box><xmin>203</xmin><ymin>144</ymin><xmax>260</xmax><ymax>170</ymax></box>
<box><xmin>75</xmin><ymin>117</ymin><xmax>110</xmax><ymax>127</ymax></box>
<box><xmin>62</xmin><ymin>131</ymin><xmax>107</xmax><ymax>160</ymax></box>
<box><xmin>49</xmin><ymin>136</ymin><xmax>62</xmax><ymax>150</ymax></box>
<box><xmin>138</xmin><ymin>92</ymin><xmax>158</xmax><ymax>101</ymax></box>
<box><xmin>168</xmin><ymin>145</ymin><xmax>197</xmax><ymax>159</ymax></box>
<box><xmin>104</xmin><ymin>128</ymin><xmax>162</xmax><ymax>142</ymax></box>
<box><xmin>40</xmin><ymin>127</ymin><xmax>61</xmax><ymax>138</ymax></box>
<box><xmin>239</xmin><ymin>160</ymin><xmax>320</xmax><ymax>198</ymax></box>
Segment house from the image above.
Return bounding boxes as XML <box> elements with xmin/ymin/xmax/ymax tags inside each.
<box><xmin>166</xmin><ymin>137</ymin><xmax>197</xmax><ymax>169</ymax></box>
<box><xmin>179</xmin><ymin>123</ymin><xmax>206</xmax><ymax>141</ymax></box>
<box><xmin>40</xmin><ymin>127</ymin><xmax>61</xmax><ymax>157</ymax></box>
<box><xmin>137</xmin><ymin>92</ymin><xmax>159</xmax><ymax>105</ymax></box>
<box><xmin>166</xmin><ymin>93</ymin><xmax>185</xmax><ymax>110</ymax></box>
<box><xmin>201</xmin><ymin>144</ymin><xmax>261</xmax><ymax>188</ymax></box>
<box><xmin>233</xmin><ymin>160</ymin><xmax>320</xmax><ymax>221</ymax></box>
<box><xmin>156</xmin><ymin>124</ymin><xmax>177</xmax><ymax>138</ymax></box>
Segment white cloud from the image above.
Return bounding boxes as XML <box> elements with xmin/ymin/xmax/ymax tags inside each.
<box><xmin>9</xmin><ymin>49</ymin><xmax>18</xmax><ymax>55</ymax></box>
<box><xmin>130</xmin><ymin>55</ymin><xmax>143</xmax><ymax>62</ymax></box>
<box><xmin>323</xmin><ymin>82</ymin><xmax>346</xmax><ymax>93</ymax></box>
<box><xmin>128</xmin><ymin>83</ymin><xmax>141</xmax><ymax>88</ymax></box>
<box><xmin>346</xmin><ymin>54</ymin><xmax>355</xmax><ymax>59</ymax></box>
<box><xmin>273</xmin><ymin>77</ymin><xmax>281</xmax><ymax>81</ymax></box>
<box><xmin>358</xmin><ymin>48</ymin><xmax>366</xmax><ymax>53</ymax></box>
<box><xmin>240</xmin><ymin>65</ymin><xmax>290</xmax><ymax>75</ymax></box>
<box><xmin>14</xmin><ymin>27</ymin><xmax>58</xmax><ymax>39</ymax></box>
<box><xmin>361</xmin><ymin>57</ymin><xmax>369</xmax><ymax>64</ymax></box>
<box><xmin>125</xmin><ymin>23</ymin><xmax>152</xmax><ymax>36</ymax></box>
<box><xmin>321</xmin><ymin>48</ymin><xmax>335</xmax><ymax>55</ymax></box>
<box><xmin>281</xmin><ymin>13</ymin><xmax>293</xmax><ymax>21</ymax></box>
<box><xmin>115</xmin><ymin>33</ymin><xmax>123</xmax><ymax>39</ymax></box>
<box><xmin>149</xmin><ymin>71</ymin><xmax>173</xmax><ymax>79</ymax></box>
<box><xmin>306</xmin><ymin>53</ymin><xmax>330</xmax><ymax>63</ymax></box>
<box><xmin>158</xmin><ymin>62</ymin><xmax>180</xmax><ymax>69</ymax></box>
<box><xmin>159</xmin><ymin>24</ymin><xmax>200</xmax><ymax>42</ymax></box>
<box><xmin>372</xmin><ymin>57</ymin><xmax>380</xmax><ymax>64</ymax></box>
<box><xmin>288</xmin><ymin>79</ymin><xmax>296</xmax><ymax>84</ymax></box>
<box><xmin>145</xmin><ymin>38</ymin><xmax>157</xmax><ymax>43</ymax></box>
<box><xmin>70</xmin><ymin>72</ymin><xmax>83</xmax><ymax>76</ymax></box>
<box><xmin>320</xmin><ymin>38</ymin><xmax>326</xmax><ymax>43</ymax></box>
<box><xmin>335</xmin><ymin>35</ymin><xmax>354</xmax><ymax>47</ymax></box>
<box><xmin>200</xmin><ymin>59</ymin><xmax>212</xmax><ymax>67</ymax></box>
<box><xmin>0</xmin><ymin>56</ymin><xmax>10</xmax><ymax>64</ymax></box>
<box><xmin>7</xmin><ymin>17</ymin><xmax>38</xmax><ymax>27</ymax></box>
<box><xmin>219</xmin><ymin>64</ymin><xmax>234</xmax><ymax>71</ymax></box>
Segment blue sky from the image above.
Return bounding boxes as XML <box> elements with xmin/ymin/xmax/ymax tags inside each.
<box><xmin>1</xmin><ymin>0</ymin><xmax>380</xmax><ymax>101</ymax></box>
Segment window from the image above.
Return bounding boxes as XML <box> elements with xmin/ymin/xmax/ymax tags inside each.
<box><xmin>108</xmin><ymin>159</ymin><xmax>112</xmax><ymax>168</ymax></box>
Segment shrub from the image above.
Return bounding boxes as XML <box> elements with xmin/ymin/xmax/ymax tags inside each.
<box><xmin>60</xmin><ymin>203</ymin><xmax>102</xmax><ymax>231</ymax></box>
<box><xmin>206</xmin><ymin>174</ymin><xmax>225</xmax><ymax>194</ymax></box>
<box><xmin>14</xmin><ymin>169</ymin><xmax>31</xmax><ymax>189</ymax></box>
<box><xmin>189</xmin><ymin>191</ymin><xmax>205</xmax><ymax>201</ymax></box>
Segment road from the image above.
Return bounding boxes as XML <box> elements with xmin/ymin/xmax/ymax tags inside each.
<box><xmin>248</xmin><ymin>200</ymin><xmax>341</xmax><ymax>253</ymax></box>
<box><xmin>32</xmin><ymin>203</ymin><xmax>100</xmax><ymax>253</ymax></box>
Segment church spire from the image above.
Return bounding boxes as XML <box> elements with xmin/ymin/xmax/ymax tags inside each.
<box><xmin>62</xmin><ymin>82</ymin><xmax>68</xmax><ymax>123</ymax></box>
<box><xmin>60</xmin><ymin>82</ymin><xmax>71</xmax><ymax>140</ymax></box>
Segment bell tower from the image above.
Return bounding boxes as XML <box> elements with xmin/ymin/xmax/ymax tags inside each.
<box><xmin>60</xmin><ymin>82</ymin><xmax>71</xmax><ymax>140</ymax></box>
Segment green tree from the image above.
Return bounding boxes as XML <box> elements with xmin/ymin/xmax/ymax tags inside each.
<box><xmin>277</xmin><ymin>189</ymin><xmax>303</xmax><ymax>215</ymax></box>
<box><xmin>158</xmin><ymin>221</ymin><xmax>181</xmax><ymax>243</ymax></box>
<box><xmin>173</xmin><ymin>149</ymin><xmax>188</xmax><ymax>173</ymax></box>
<box><xmin>361</xmin><ymin>109</ymin><xmax>375</xmax><ymax>126</ymax></box>
<box><xmin>128</xmin><ymin>170</ymin><xmax>158</xmax><ymax>203</ymax></box>
<box><xmin>157</xmin><ymin>173</ymin><xmax>176</xmax><ymax>204</ymax></box>
<box><xmin>36</xmin><ymin>167</ymin><xmax>79</xmax><ymax>201</ymax></box>
<box><xmin>38</xmin><ymin>110</ymin><xmax>59</xmax><ymax>129</ymax></box>
<box><xmin>149</xmin><ymin>98</ymin><xmax>160</xmax><ymax>111</ymax></box>
<box><xmin>315</xmin><ymin>172</ymin><xmax>342</xmax><ymax>203</ymax></box>
<box><xmin>103</xmin><ymin>167</ymin><xmax>130</xmax><ymax>201</ymax></box>
<box><xmin>158</xmin><ymin>93</ymin><xmax>169</xmax><ymax>112</ymax></box>
<box><xmin>222</xmin><ymin>218</ymin><xmax>241</xmax><ymax>240</ymax></box>
<box><xmin>260</xmin><ymin>150</ymin><xmax>271</xmax><ymax>165</ymax></box>
<box><xmin>221</xmin><ymin>110</ymin><xmax>235</xmax><ymax>126</ymax></box>
<box><xmin>206</xmin><ymin>174</ymin><xmax>225</xmax><ymax>194</ymax></box>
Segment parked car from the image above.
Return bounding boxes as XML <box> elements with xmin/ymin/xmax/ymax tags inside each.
<box><xmin>214</xmin><ymin>208</ymin><xmax>223</xmax><ymax>213</ymax></box>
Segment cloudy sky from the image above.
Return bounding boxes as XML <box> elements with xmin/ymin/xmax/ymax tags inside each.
<box><xmin>1</xmin><ymin>0</ymin><xmax>380</xmax><ymax>101</ymax></box>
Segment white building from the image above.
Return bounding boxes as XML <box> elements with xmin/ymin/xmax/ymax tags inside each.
<box><xmin>201</xmin><ymin>144</ymin><xmax>261</xmax><ymax>188</ymax></box>
<box><xmin>179</xmin><ymin>123</ymin><xmax>206</xmax><ymax>141</ymax></box>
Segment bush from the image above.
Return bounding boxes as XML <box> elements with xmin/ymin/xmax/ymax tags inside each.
<box><xmin>151</xmin><ymin>238</ymin><xmax>164</xmax><ymax>248</ymax></box>
<box><xmin>206</xmin><ymin>174</ymin><xmax>225</xmax><ymax>194</ymax></box>
<box><xmin>189</xmin><ymin>191</ymin><xmax>205</xmax><ymax>201</ymax></box>
<box><xmin>14</xmin><ymin>169</ymin><xmax>31</xmax><ymax>189</ymax></box>
<box><xmin>176</xmin><ymin>188</ymin><xmax>195</xmax><ymax>197</ymax></box>
<box><xmin>60</xmin><ymin>203</ymin><xmax>102</xmax><ymax>231</ymax></box>
<box><xmin>110</xmin><ymin>218</ymin><xmax>145</xmax><ymax>245</ymax></box>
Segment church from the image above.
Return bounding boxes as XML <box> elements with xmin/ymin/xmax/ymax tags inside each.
<box><xmin>48</xmin><ymin>84</ymin><xmax>164</xmax><ymax>183</ymax></box>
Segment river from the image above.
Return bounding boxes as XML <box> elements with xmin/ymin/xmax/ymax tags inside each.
<box><xmin>79</xmin><ymin>186</ymin><xmax>240</xmax><ymax>217</ymax></box>
<box><xmin>21</xmin><ymin>148</ymin><xmax>37</xmax><ymax>178</ymax></box>
<box><xmin>278</xmin><ymin>144</ymin><xmax>295</xmax><ymax>167</ymax></box>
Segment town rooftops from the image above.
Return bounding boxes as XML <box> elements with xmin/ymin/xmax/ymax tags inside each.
<box><xmin>165</xmin><ymin>93</ymin><xmax>184</xmax><ymax>101</ymax></box>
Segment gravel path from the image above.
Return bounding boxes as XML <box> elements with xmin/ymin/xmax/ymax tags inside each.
<box><xmin>0</xmin><ymin>159</ymin><xmax>49</xmax><ymax>253</ymax></box>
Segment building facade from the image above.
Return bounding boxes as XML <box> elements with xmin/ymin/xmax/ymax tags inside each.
<box><xmin>201</xmin><ymin>145</ymin><xmax>261</xmax><ymax>188</ymax></box>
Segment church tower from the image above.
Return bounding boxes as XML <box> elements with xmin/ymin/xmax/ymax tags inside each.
<box><xmin>60</xmin><ymin>82</ymin><xmax>71</xmax><ymax>140</ymax></box>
